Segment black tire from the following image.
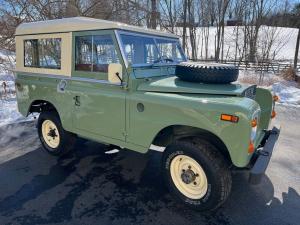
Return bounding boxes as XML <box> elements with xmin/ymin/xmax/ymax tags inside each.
<box><xmin>175</xmin><ymin>62</ymin><xmax>239</xmax><ymax>84</ymax></box>
<box><xmin>162</xmin><ymin>138</ymin><xmax>232</xmax><ymax>211</ymax></box>
<box><xmin>37</xmin><ymin>111</ymin><xmax>76</xmax><ymax>156</ymax></box>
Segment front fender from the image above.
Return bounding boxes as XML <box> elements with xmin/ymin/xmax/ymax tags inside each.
<box><xmin>255</xmin><ymin>88</ymin><xmax>273</xmax><ymax>131</ymax></box>
<box><xmin>128</xmin><ymin>92</ymin><xmax>260</xmax><ymax>167</ymax></box>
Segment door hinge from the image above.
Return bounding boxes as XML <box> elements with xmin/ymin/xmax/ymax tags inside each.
<box><xmin>122</xmin><ymin>132</ymin><xmax>128</xmax><ymax>137</ymax></box>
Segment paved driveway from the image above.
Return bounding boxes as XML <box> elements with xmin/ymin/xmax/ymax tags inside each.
<box><xmin>0</xmin><ymin>105</ymin><xmax>299</xmax><ymax>225</ymax></box>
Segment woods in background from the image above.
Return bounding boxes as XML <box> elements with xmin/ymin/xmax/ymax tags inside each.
<box><xmin>0</xmin><ymin>0</ymin><xmax>300</xmax><ymax>68</ymax></box>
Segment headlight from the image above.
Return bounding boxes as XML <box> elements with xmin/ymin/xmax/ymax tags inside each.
<box><xmin>250</xmin><ymin>110</ymin><xmax>260</xmax><ymax>141</ymax></box>
<box><xmin>251</xmin><ymin>124</ymin><xmax>257</xmax><ymax>141</ymax></box>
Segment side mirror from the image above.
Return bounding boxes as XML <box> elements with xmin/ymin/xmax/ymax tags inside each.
<box><xmin>108</xmin><ymin>63</ymin><xmax>122</xmax><ymax>84</ymax></box>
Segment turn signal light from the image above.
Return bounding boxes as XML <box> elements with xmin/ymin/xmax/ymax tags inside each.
<box><xmin>271</xmin><ymin>110</ymin><xmax>276</xmax><ymax>119</ymax></box>
<box><xmin>251</xmin><ymin>118</ymin><xmax>257</xmax><ymax>127</ymax></box>
<box><xmin>248</xmin><ymin>141</ymin><xmax>255</xmax><ymax>154</ymax></box>
<box><xmin>273</xmin><ymin>95</ymin><xmax>279</xmax><ymax>102</ymax></box>
<box><xmin>220</xmin><ymin>114</ymin><xmax>239</xmax><ymax>123</ymax></box>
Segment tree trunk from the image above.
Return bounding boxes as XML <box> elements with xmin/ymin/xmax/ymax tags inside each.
<box><xmin>220</xmin><ymin>20</ymin><xmax>225</xmax><ymax>62</ymax></box>
<box><xmin>182</xmin><ymin>0</ymin><xmax>188</xmax><ymax>53</ymax></box>
<box><xmin>294</xmin><ymin>28</ymin><xmax>300</xmax><ymax>74</ymax></box>
<box><xmin>150</xmin><ymin>0</ymin><xmax>157</xmax><ymax>29</ymax></box>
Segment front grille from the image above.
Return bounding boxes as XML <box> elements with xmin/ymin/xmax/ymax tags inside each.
<box><xmin>243</xmin><ymin>85</ymin><xmax>257</xmax><ymax>100</ymax></box>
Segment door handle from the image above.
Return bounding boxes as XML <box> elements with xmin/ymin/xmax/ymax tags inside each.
<box><xmin>74</xmin><ymin>96</ymin><xmax>80</xmax><ymax>106</ymax></box>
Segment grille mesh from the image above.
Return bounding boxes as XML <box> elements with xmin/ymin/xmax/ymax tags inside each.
<box><xmin>243</xmin><ymin>86</ymin><xmax>257</xmax><ymax>100</ymax></box>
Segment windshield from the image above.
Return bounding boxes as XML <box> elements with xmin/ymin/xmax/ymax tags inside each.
<box><xmin>119</xmin><ymin>32</ymin><xmax>186</xmax><ymax>66</ymax></box>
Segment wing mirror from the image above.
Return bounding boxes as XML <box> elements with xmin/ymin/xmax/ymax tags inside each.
<box><xmin>108</xmin><ymin>63</ymin><xmax>122</xmax><ymax>84</ymax></box>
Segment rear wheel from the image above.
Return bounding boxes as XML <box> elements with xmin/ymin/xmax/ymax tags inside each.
<box><xmin>162</xmin><ymin>138</ymin><xmax>232</xmax><ymax>211</ymax></box>
<box><xmin>37</xmin><ymin>111</ymin><xmax>76</xmax><ymax>156</ymax></box>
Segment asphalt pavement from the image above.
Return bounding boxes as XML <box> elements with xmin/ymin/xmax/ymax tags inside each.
<box><xmin>0</xmin><ymin>105</ymin><xmax>299</xmax><ymax>225</ymax></box>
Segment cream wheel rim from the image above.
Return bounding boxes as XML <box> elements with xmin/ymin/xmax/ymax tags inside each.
<box><xmin>170</xmin><ymin>155</ymin><xmax>208</xmax><ymax>199</ymax></box>
<box><xmin>41</xmin><ymin>120</ymin><xmax>60</xmax><ymax>149</ymax></box>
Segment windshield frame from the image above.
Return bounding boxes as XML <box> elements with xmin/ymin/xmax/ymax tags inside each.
<box><xmin>115</xmin><ymin>30</ymin><xmax>187</xmax><ymax>68</ymax></box>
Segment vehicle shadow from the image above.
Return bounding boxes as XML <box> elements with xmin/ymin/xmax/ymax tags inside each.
<box><xmin>0</xmin><ymin>123</ymin><xmax>299</xmax><ymax>225</ymax></box>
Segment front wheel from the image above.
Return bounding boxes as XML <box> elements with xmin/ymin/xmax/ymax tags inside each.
<box><xmin>162</xmin><ymin>138</ymin><xmax>232</xmax><ymax>211</ymax></box>
<box><xmin>37</xmin><ymin>111</ymin><xmax>76</xmax><ymax>156</ymax></box>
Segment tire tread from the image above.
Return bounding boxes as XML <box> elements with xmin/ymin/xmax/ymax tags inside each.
<box><xmin>175</xmin><ymin>62</ymin><xmax>239</xmax><ymax>84</ymax></box>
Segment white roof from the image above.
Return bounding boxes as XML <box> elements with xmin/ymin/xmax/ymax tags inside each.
<box><xmin>15</xmin><ymin>17</ymin><xmax>178</xmax><ymax>38</ymax></box>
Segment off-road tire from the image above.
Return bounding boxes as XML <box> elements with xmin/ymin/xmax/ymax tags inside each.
<box><xmin>162</xmin><ymin>138</ymin><xmax>232</xmax><ymax>211</ymax></box>
<box><xmin>175</xmin><ymin>62</ymin><xmax>239</xmax><ymax>84</ymax></box>
<box><xmin>37</xmin><ymin>111</ymin><xmax>76</xmax><ymax>156</ymax></box>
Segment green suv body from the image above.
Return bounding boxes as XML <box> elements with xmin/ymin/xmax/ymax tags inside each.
<box><xmin>15</xmin><ymin>17</ymin><xmax>280</xmax><ymax>210</ymax></box>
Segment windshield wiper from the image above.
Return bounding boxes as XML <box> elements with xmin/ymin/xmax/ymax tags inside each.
<box><xmin>150</xmin><ymin>57</ymin><xmax>174</xmax><ymax>66</ymax></box>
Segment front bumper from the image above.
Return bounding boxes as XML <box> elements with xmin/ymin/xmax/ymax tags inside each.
<box><xmin>249</xmin><ymin>126</ymin><xmax>281</xmax><ymax>185</ymax></box>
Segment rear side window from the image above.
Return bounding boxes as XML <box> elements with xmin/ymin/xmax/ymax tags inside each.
<box><xmin>24</xmin><ymin>38</ymin><xmax>61</xmax><ymax>69</ymax></box>
<box><xmin>75</xmin><ymin>34</ymin><xmax>120</xmax><ymax>73</ymax></box>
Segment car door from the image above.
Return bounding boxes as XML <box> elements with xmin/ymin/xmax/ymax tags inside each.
<box><xmin>70</xmin><ymin>30</ymin><xmax>126</xmax><ymax>141</ymax></box>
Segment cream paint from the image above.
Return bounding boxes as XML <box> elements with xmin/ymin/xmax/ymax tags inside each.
<box><xmin>170</xmin><ymin>155</ymin><xmax>208</xmax><ymax>199</ymax></box>
<box><xmin>15</xmin><ymin>17</ymin><xmax>178</xmax><ymax>38</ymax></box>
<box><xmin>42</xmin><ymin>120</ymin><xmax>60</xmax><ymax>149</ymax></box>
<box><xmin>15</xmin><ymin>32</ymin><xmax>72</xmax><ymax>76</ymax></box>
<box><xmin>108</xmin><ymin>63</ymin><xmax>123</xmax><ymax>84</ymax></box>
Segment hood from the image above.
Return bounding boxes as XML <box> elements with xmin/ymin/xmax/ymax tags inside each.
<box><xmin>137</xmin><ymin>76</ymin><xmax>251</xmax><ymax>96</ymax></box>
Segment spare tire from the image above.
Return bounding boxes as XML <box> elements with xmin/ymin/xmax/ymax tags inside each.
<box><xmin>175</xmin><ymin>62</ymin><xmax>239</xmax><ymax>84</ymax></box>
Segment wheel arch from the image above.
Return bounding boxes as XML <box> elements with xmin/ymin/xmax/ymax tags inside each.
<box><xmin>27</xmin><ymin>99</ymin><xmax>61</xmax><ymax>120</ymax></box>
<box><xmin>152</xmin><ymin>125</ymin><xmax>232</xmax><ymax>165</ymax></box>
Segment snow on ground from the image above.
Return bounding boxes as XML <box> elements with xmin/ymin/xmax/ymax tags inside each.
<box><xmin>272</xmin><ymin>81</ymin><xmax>300</xmax><ymax>106</ymax></box>
<box><xmin>175</xmin><ymin>26</ymin><xmax>299</xmax><ymax>62</ymax></box>
<box><xmin>0</xmin><ymin>75</ymin><xmax>35</xmax><ymax>127</ymax></box>
<box><xmin>0</xmin><ymin>98</ymin><xmax>30</xmax><ymax>127</ymax></box>
<box><xmin>239</xmin><ymin>69</ymin><xmax>300</xmax><ymax>106</ymax></box>
<box><xmin>0</xmin><ymin>50</ymin><xmax>32</xmax><ymax>126</ymax></box>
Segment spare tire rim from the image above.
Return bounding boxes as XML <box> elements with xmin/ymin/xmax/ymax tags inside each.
<box><xmin>42</xmin><ymin>120</ymin><xmax>60</xmax><ymax>149</ymax></box>
<box><xmin>170</xmin><ymin>155</ymin><xmax>208</xmax><ymax>199</ymax></box>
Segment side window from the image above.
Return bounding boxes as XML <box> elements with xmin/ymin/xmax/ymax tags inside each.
<box><xmin>24</xmin><ymin>39</ymin><xmax>39</xmax><ymax>67</ymax></box>
<box><xmin>75</xmin><ymin>34</ymin><xmax>119</xmax><ymax>73</ymax></box>
<box><xmin>24</xmin><ymin>38</ymin><xmax>61</xmax><ymax>69</ymax></box>
<box><xmin>75</xmin><ymin>36</ymin><xmax>92</xmax><ymax>71</ymax></box>
<box><xmin>93</xmin><ymin>35</ymin><xmax>119</xmax><ymax>72</ymax></box>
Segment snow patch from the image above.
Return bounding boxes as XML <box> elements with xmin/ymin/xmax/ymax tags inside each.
<box><xmin>0</xmin><ymin>73</ymin><xmax>36</xmax><ymax>127</ymax></box>
<box><xmin>238</xmin><ymin>69</ymin><xmax>300</xmax><ymax>106</ymax></box>
<box><xmin>271</xmin><ymin>82</ymin><xmax>300</xmax><ymax>106</ymax></box>
<box><xmin>0</xmin><ymin>98</ymin><xmax>35</xmax><ymax>127</ymax></box>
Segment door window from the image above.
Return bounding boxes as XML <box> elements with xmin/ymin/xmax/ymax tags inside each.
<box><xmin>75</xmin><ymin>36</ymin><xmax>93</xmax><ymax>71</ymax></box>
<box><xmin>75</xmin><ymin>34</ymin><xmax>119</xmax><ymax>73</ymax></box>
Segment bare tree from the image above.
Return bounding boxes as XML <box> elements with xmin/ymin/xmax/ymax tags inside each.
<box><xmin>150</xmin><ymin>0</ymin><xmax>158</xmax><ymax>29</ymax></box>
<box><xmin>294</xmin><ymin>29</ymin><xmax>300</xmax><ymax>73</ymax></box>
<box><xmin>293</xmin><ymin>4</ymin><xmax>300</xmax><ymax>74</ymax></box>
<box><xmin>257</xmin><ymin>26</ymin><xmax>290</xmax><ymax>83</ymax></box>
<box><xmin>159</xmin><ymin>0</ymin><xmax>182</xmax><ymax>33</ymax></box>
<box><xmin>182</xmin><ymin>0</ymin><xmax>188</xmax><ymax>53</ymax></box>
<box><xmin>213</xmin><ymin>0</ymin><xmax>231</xmax><ymax>62</ymax></box>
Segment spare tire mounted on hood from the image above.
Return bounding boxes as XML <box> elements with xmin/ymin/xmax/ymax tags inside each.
<box><xmin>175</xmin><ymin>62</ymin><xmax>239</xmax><ymax>84</ymax></box>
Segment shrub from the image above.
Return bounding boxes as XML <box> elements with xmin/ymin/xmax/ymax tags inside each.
<box><xmin>282</xmin><ymin>67</ymin><xmax>297</xmax><ymax>81</ymax></box>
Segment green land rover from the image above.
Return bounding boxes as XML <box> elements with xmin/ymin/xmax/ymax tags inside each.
<box><xmin>15</xmin><ymin>17</ymin><xmax>280</xmax><ymax>211</ymax></box>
